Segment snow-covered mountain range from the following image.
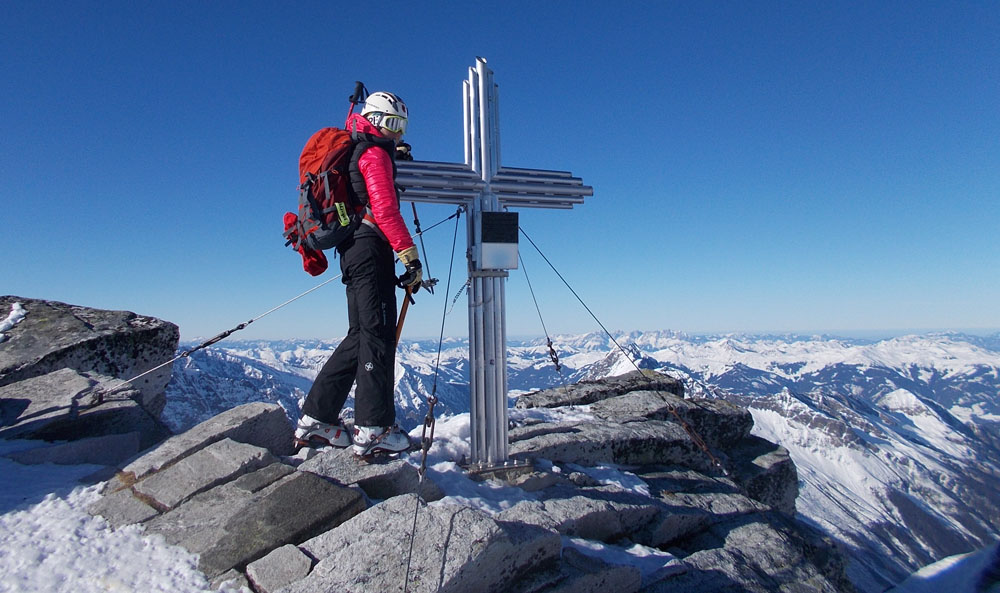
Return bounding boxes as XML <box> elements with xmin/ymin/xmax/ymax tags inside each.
<box><xmin>165</xmin><ymin>330</ymin><xmax>1000</xmax><ymax>593</ymax></box>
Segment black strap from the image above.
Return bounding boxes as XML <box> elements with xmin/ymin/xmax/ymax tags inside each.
<box><xmin>304</xmin><ymin>173</ymin><xmax>328</xmax><ymax>230</ymax></box>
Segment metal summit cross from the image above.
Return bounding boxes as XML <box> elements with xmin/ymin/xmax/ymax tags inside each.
<box><xmin>396</xmin><ymin>58</ymin><xmax>592</xmax><ymax>468</ymax></box>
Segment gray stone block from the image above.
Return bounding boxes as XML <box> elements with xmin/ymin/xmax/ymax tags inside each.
<box><xmin>211</xmin><ymin>569</ymin><xmax>250</xmax><ymax>592</ymax></box>
<box><xmin>291</xmin><ymin>494</ymin><xmax>561</xmax><ymax>593</ymax></box>
<box><xmin>0</xmin><ymin>369</ymin><xmax>167</xmax><ymax>450</ymax></box>
<box><xmin>144</xmin><ymin>483</ymin><xmax>263</xmax><ymax>553</ymax></box>
<box><xmin>246</xmin><ymin>544</ymin><xmax>313</xmax><ymax>593</ymax></box>
<box><xmin>145</xmin><ymin>469</ymin><xmax>365</xmax><ymax>579</ymax></box>
<box><xmin>498</xmin><ymin>494</ymin><xmax>659</xmax><ymax>543</ymax></box>
<box><xmin>634</xmin><ymin>468</ymin><xmax>772</xmax><ymax>547</ymax></box>
<box><xmin>644</xmin><ymin>506</ymin><xmax>712</xmax><ymax>547</ymax></box>
<box><xmin>87</xmin><ymin>486</ymin><xmax>160</xmax><ymax>528</ymax></box>
<box><xmin>591</xmin><ymin>390</ymin><xmax>753</xmax><ymax>450</ymax></box>
<box><xmin>121</xmin><ymin>402</ymin><xmax>293</xmax><ymax>481</ymax></box>
<box><xmin>515</xmin><ymin>370</ymin><xmax>684</xmax><ymax>409</ymax></box>
<box><xmin>299</xmin><ymin>446</ymin><xmax>444</xmax><ymax>502</ymax></box>
<box><xmin>506</xmin><ymin>469</ymin><xmax>561</xmax><ymax>492</ymax></box>
<box><xmin>0</xmin><ymin>368</ymin><xmax>92</xmax><ymax>434</ymax></box>
<box><xmin>231</xmin><ymin>462</ymin><xmax>295</xmax><ymax>494</ymax></box>
<box><xmin>98</xmin><ymin>471</ymin><xmax>132</xmax><ymax>495</ymax></box>
<box><xmin>657</xmin><ymin>489</ymin><xmax>768</xmax><ymax>517</ymax></box>
<box><xmin>551</xmin><ymin>547</ymin><xmax>643</xmax><ymax>593</ymax></box>
<box><xmin>648</xmin><ymin>515</ymin><xmax>845</xmax><ymax>593</ymax></box>
<box><xmin>510</xmin><ymin>419</ymin><xmax>715</xmax><ymax>470</ymax></box>
<box><xmin>4</xmin><ymin>432</ymin><xmax>141</xmax><ymax>466</ymax></box>
<box><xmin>133</xmin><ymin>438</ymin><xmax>277</xmax><ymax>510</ymax></box>
<box><xmin>729</xmin><ymin>435</ymin><xmax>799</xmax><ymax>515</ymax></box>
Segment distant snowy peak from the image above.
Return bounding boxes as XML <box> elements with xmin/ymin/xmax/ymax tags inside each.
<box><xmin>628</xmin><ymin>333</ymin><xmax>1000</xmax><ymax>381</ymax></box>
<box><xmin>577</xmin><ymin>343</ymin><xmax>656</xmax><ymax>381</ymax></box>
<box><xmin>876</xmin><ymin>388</ymin><xmax>934</xmax><ymax>416</ymax></box>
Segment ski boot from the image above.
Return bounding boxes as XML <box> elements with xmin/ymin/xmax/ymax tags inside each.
<box><xmin>294</xmin><ymin>415</ymin><xmax>352</xmax><ymax>451</ymax></box>
<box><xmin>352</xmin><ymin>424</ymin><xmax>414</xmax><ymax>460</ymax></box>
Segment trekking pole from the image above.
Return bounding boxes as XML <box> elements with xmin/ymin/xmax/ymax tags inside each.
<box><xmin>395</xmin><ymin>285</ymin><xmax>415</xmax><ymax>346</ymax></box>
<box><xmin>348</xmin><ymin>81</ymin><xmax>368</xmax><ymax>118</ymax></box>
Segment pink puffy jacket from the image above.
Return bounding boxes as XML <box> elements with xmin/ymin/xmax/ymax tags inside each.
<box><xmin>345</xmin><ymin>113</ymin><xmax>414</xmax><ymax>253</ymax></box>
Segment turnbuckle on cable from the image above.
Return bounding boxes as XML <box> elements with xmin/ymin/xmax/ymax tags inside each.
<box><xmin>546</xmin><ymin>337</ymin><xmax>562</xmax><ymax>373</ymax></box>
<box><xmin>416</xmin><ymin>394</ymin><xmax>438</xmax><ymax>480</ymax></box>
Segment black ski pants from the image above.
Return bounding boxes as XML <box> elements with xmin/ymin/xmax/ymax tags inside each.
<box><xmin>302</xmin><ymin>227</ymin><xmax>398</xmax><ymax>427</ymax></box>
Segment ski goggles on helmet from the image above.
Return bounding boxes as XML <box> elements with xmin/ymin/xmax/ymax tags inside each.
<box><xmin>379</xmin><ymin>114</ymin><xmax>408</xmax><ymax>135</ymax></box>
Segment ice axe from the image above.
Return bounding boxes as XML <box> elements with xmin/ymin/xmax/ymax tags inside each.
<box><xmin>396</xmin><ymin>285</ymin><xmax>415</xmax><ymax>346</ymax></box>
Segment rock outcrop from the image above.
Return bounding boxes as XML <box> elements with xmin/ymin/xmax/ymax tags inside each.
<box><xmin>0</xmin><ymin>296</ymin><xmax>178</xmax><ymax>419</ymax></box>
<box><xmin>501</xmin><ymin>371</ymin><xmax>853</xmax><ymax>592</ymax></box>
<box><xmin>0</xmin><ymin>298</ymin><xmax>179</xmax><ymax>464</ymax></box>
<box><xmin>515</xmin><ymin>370</ymin><xmax>684</xmax><ymax>409</ymax></box>
<box><xmin>0</xmin><ymin>369</ymin><xmax>167</xmax><ymax>457</ymax></box>
<box><xmin>1</xmin><ymin>299</ymin><xmax>855</xmax><ymax>592</ymax></box>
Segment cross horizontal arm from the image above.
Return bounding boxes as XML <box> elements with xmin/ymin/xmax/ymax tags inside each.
<box><xmin>396</xmin><ymin>160</ymin><xmax>593</xmax><ymax>209</ymax></box>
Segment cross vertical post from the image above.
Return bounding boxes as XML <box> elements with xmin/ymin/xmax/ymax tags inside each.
<box><xmin>395</xmin><ymin>58</ymin><xmax>592</xmax><ymax>468</ymax></box>
<box><xmin>466</xmin><ymin>59</ymin><xmax>508</xmax><ymax>466</ymax></box>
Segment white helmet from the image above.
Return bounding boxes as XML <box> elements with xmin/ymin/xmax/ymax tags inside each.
<box><xmin>361</xmin><ymin>91</ymin><xmax>408</xmax><ymax>134</ymax></box>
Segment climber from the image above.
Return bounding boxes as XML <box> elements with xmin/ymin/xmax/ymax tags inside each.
<box><xmin>294</xmin><ymin>91</ymin><xmax>423</xmax><ymax>456</ymax></box>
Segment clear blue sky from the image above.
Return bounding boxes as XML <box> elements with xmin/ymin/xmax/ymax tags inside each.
<box><xmin>2</xmin><ymin>1</ymin><xmax>998</xmax><ymax>341</ymax></box>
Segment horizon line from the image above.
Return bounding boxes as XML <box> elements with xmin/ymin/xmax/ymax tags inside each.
<box><xmin>180</xmin><ymin>327</ymin><xmax>1000</xmax><ymax>344</ymax></box>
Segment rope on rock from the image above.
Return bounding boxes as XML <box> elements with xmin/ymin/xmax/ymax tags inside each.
<box><xmin>91</xmin><ymin>210</ymin><xmax>463</xmax><ymax>405</ymax></box>
<box><xmin>404</xmin><ymin>206</ymin><xmax>463</xmax><ymax>593</ymax></box>
<box><xmin>90</xmin><ymin>273</ymin><xmax>344</xmax><ymax>405</ymax></box>
<box><xmin>518</xmin><ymin>225</ymin><xmax>726</xmax><ymax>474</ymax></box>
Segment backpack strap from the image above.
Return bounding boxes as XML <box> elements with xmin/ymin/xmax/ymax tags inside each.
<box><xmin>300</xmin><ymin>171</ymin><xmax>333</xmax><ymax>231</ymax></box>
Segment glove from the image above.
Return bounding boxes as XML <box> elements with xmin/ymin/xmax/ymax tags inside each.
<box><xmin>396</xmin><ymin>246</ymin><xmax>423</xmax><ymax>293</ymax></box>
<box><xmin>395</xmin><ymin>142</ymin><xmax>413</xmax><ymax>161</ymax></box>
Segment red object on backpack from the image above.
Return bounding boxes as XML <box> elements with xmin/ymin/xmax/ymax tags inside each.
<box><xmin>284</xmin><ymin>212</ymin><xmax>328</xmax><ymax>276</ymax></box>
<box><xmin>282</xmin><ymin>128</ymin><xmax>365</xmax><ymax>275</ymax></box>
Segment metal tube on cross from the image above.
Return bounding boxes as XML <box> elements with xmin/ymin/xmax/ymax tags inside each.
<box><xmin>396</xmin><ymin>58</ymin><xmax>593</xmax><ymax>468</ymax></box>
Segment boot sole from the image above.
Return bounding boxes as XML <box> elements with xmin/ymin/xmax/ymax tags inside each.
<box><xmin>294</xmin><ymin>436</ymin><xmax>351</xmax><ymax>451</ymax></box>
<box><xmin>353</xmin><ymin>437</ymin><xmax>418</xmax><ymax>459</ymax></box>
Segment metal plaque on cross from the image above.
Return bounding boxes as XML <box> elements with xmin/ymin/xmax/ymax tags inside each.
<box><xmin>396</xmin><ymin>58</ymin><xmax>592</xmax><ymax>468</ymax></box>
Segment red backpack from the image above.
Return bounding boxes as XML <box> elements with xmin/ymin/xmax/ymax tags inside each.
<box><xmin>283</xmin><ymin>127</ymin><xmax>365</xmax><ymax>261</ymax></box>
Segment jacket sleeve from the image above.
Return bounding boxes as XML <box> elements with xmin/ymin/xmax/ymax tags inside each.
<box><xmin>358</xmin><ymin>145</ymin><xmax>415</xmax><ymax>253</ymax></box>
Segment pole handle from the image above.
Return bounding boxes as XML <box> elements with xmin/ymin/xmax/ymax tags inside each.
<box><xmin>348</xmin><ymin>81</ymin><xmax>368</xmax><ymax>117</ymax></box>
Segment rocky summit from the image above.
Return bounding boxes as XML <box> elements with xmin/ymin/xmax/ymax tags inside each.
<box><xmin>1</xmin><ymin>298</ymin><xmax>859</xmax><ymax>592</ymax></box>
<box><xmin>171</xmin><ymin>331</ymin><xmax>1000</xmax><ymax>592</ymax></box>
<box><xmin>79</xmin><ymin>376</ymin><xmax>855</xmax><ymax>593</ymax></box>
